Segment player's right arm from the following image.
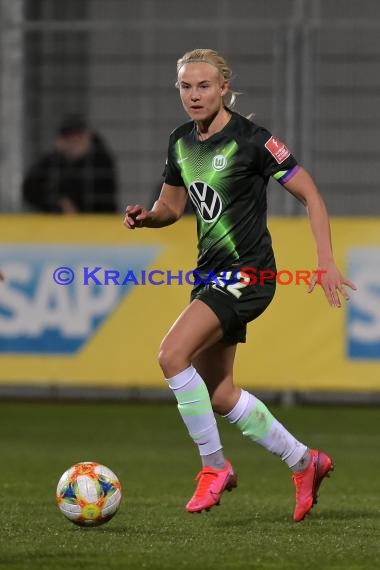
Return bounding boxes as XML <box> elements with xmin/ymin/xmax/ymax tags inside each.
<box><xmin>123</xmin><ymin>183</ymin><xmax>188</xmax><ymax>229</ymax></box>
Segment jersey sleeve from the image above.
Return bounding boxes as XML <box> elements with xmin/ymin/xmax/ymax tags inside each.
<box><xmin>163</xmin><ymin>133</ymin><xmax>185</xmax><ymax>187</ymax></box>
<box><xmin>253</xmin><ymin>127</ymin><xmax>299</xmax><ymax>181</ymax></box>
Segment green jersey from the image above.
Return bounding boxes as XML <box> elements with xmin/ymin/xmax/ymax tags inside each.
<box><xmin>164</xmin><ymin>111</ymin><xmax>298</xmax><ymax>274</ymax></box>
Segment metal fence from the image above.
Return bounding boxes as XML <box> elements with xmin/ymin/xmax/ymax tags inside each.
<box><xmin>0</xmin><ymin>0</ymin><xmax>379</xmax><ymax>215</ymax></box>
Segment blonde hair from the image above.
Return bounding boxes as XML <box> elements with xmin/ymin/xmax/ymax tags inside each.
<box><xmin>176</xmin><ymin>48</ymin><xmax>239</xmax><ymax>109</ymax></box>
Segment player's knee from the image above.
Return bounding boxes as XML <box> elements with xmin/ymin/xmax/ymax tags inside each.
<box><xmin>157</xmin><ymin>346</ymin><xmax>169</xmax><ymax>375</ymax></box>
<box><xmin>158</xmin><ymin>344</ymin><xmax>188</xmax><ymax>378</ymax></box>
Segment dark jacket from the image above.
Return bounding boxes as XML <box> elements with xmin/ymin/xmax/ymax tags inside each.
<box><xmin>23</xmin><ymin>134</ymin><xmax>117</xmax><ymax>213</ymax></box>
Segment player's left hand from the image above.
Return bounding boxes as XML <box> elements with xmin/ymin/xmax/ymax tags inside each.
<box><xmin>308</xmin><ymin>261</ymin><xmax>357</xmax><ymax>307</ymax></box>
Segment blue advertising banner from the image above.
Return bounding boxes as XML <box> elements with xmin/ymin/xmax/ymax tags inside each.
<box><xmin>0</xmin><ymin>245</ymin><xmax>160</xmax><ymax>353</ymax></box>
<box><xmin>347</xmin><ymin>248</ymin><xmax>380</xmax><ymax>360</ymax></box>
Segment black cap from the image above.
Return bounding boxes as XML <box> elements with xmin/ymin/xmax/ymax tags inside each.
<box><xmin>58</xmin><ymin>114</ymin><xmax>89</xmax><ymax>136</ymax></box>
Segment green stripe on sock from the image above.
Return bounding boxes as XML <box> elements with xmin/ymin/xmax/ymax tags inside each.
<box><xmin>176</xmin><ymin>383</ymin><xmax>213</xmax><ymax>416</ymax></box>
<box><xmin>236</xmin><ymin>400</ymin><xmax>274</xmax><ymax>441</ymax></box>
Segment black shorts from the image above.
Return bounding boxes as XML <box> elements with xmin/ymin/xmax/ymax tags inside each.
<box><xmin>190</xmin><ymin>269</ymin><xmax>276</xmax><ymax>344</ymax></box>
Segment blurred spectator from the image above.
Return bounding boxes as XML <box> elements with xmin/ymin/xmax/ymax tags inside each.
<box><xmin>22</xmin><ymin>114</ymin><xmax>118</xmax><ymax>213</ymax></box>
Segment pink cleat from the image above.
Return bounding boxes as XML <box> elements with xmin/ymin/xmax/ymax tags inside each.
<box><xmin>292</xmin><ymin>449</ymin><xmax>334</xmax><ymax>522</ymax></box>
<box><xmin>186</xmin><ymin>460</ymin><xmax>237</xmax><ymax>513</ymax></box>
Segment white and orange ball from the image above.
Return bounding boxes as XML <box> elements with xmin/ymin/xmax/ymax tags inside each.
<box><xmin>56</xmin><ymin>461</ymin><xmax>122</xmax><ymax>526</ymax></box>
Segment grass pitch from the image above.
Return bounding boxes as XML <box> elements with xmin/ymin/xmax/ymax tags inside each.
<box><xmin>0</xmin><ymin>401</ymin><xmax>379</xmax><ymax>570</ymax></box>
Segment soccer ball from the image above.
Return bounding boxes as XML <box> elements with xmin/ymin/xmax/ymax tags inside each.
<box><xmin>56</xmin><ymin>461</ymin><xmax>122</xmax><ymax>527</ymax></box>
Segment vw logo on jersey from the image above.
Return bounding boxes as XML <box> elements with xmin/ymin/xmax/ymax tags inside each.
<box><xmin>212</xmin><ymin>154</ymin><xmax>227</xmax><ymax>171</ymax></box>
<box><xmin>188</xmin><ymin>181</ymin><xmax>222</xmax><ymax>222</ymax></box>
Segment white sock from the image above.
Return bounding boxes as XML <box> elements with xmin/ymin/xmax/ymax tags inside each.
<box><xmin>167</xmin><ymin>365</ymin><xmax>224</xmax><ymax>459</ymax></box>
<box><xmin>224</xmin><ymin>390</ymin><xmax>307</xmax><ymax>468</ymax></box>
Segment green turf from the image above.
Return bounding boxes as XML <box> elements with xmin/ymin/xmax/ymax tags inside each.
<box><xmin>0</xmin><ymin>402</ymin><xmax>379</xmax><ymax>570</ymax></box>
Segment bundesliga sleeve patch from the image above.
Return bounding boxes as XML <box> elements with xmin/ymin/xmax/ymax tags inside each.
<box><xmin>264</xmin><ymin>136</ymin><xmax>290</xmax><ymax>164</ymax></box>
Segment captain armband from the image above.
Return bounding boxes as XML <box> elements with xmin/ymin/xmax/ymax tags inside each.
<box><xmin>272</xmin><ymin>165</ymin><xmax>300</xmax><ymax>185</ymax></box>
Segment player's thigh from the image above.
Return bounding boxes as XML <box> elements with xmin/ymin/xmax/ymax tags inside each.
<box><xmin>160</xmin><ymin>299</ymin><xmax>224</xmax><ymax>362</ymax></box>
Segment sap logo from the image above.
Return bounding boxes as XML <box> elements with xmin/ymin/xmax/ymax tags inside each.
<box><xmin>347</xmin><ymin>248</ymin><xmax>380</xmax><ymax>359</ymax></box>
<box><xmin>188</xmin><ymin>181</ymin><xmax>222</xmax><ymax>222</ymax></box>
<box><xmin>0</xmin><ymin>245</ymin><xmax>160</xmax><ymax>354</ymax></box>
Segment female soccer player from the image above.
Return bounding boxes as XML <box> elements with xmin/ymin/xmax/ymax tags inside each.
<box><xmin>123</xmin><ymin>48</ymin><xmax>356</xmax><ymax>522</ymax></box>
